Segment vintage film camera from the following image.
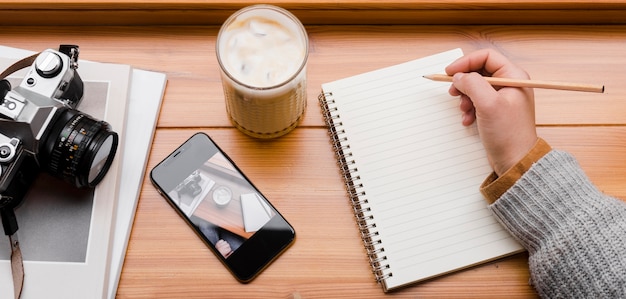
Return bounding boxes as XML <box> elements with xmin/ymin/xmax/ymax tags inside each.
<box><xmin>0</xmin><ymin>45</ymin><xmax>119</xmax><ymax>235</ymax></box>
<box><xmin>176</xmin><ymin>171</ymin><xmax>203</xmax><ymax>199</ymax></box>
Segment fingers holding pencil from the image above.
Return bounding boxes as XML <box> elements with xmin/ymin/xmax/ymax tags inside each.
<box><xmin>445</xmin><ymin>48</ymin><xmax>531</xmax><ymax>83</ymax></box>
<box><xmin>423</xmin><ymin>74</ymin><xmax>605</xmax><ymax>93</ymax></box>
<box><xmin>439</xmin><ymin>49</ymin><xmax>540</xmax><ymax>176</ymax></box>
<box><xmin>437</xmin><ymin>49</ymin><xmax>604</xmax><ymax>93</ymax></box>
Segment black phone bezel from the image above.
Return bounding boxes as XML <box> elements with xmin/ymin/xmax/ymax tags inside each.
<box><xmin>149</xmin><ymin>132</ymin><xmax>296</xmax><ymax>282</ymax></box>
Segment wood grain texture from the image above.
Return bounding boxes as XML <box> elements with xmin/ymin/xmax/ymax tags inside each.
<box><xmin>0</xmin><ymin>0</ymin><xmax>626</xmax><ymax>25</ymax></box>
<box><xmin>0</xmin><ymin>20</ymin><xmax>624</xmax><ymax>298</ymax></box>
<box><xmin>119</xmin><ymin>126</ymin><xmax>626</xmax><ymax>298</ymax></box>
<box><xmin>126</xmin><ymin>128</ymin><xmax>536</xmax><ymax>299</ymax></box>
<box><xmin>5</xmin><ymin>25</ymin><xmax>621</xmax><ymax>127</ymax></box>
<box><xmin>2</xmin><ymin>25</ymin><xmax>624</xmax><ymax>125</ymax></box>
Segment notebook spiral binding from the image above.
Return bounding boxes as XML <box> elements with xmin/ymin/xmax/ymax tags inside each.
<box><xmin>318</xmin><ymin>91</ymin><xmax>393</xmax><ymax>283</ymax></box>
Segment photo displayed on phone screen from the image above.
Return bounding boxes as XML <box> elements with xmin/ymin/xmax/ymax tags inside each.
<box><xmin>171</xmin><ymin>148</ymin><xmax>276</xmax><ymax>258</ymax></box>
<box><xmin>151</xmin><ymin>133</ymin><xmax>295</xmax><ymax>282</ymax></box>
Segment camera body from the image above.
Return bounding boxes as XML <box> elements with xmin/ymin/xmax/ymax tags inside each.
<box><xmin>176</xmin><ymin>171</ymin><xmax>203</xmax><ymax>198</ymax></box>
<box><xmin>0</xmin><ymin>45</ymin><xmax>119</xmax><ymax>214</ymax></box>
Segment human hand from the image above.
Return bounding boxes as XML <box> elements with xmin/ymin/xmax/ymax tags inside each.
<box><xmin>445</xmin><ymin>49</ymin><xmax>538</xmax><ymax>176</ymax></box>
<box><xmin>215</xmin><ymin>239</ymin><xmax>233</xmax><ymax>258</ymax></box>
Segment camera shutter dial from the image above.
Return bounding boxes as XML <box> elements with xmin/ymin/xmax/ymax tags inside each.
<box><xmin>35</xmin><ymin>52</ymin><xmax>63</xmax><ymax>78</ymax></box>
<box><xmin>0</xmin><ymin>138</ymin><xmax>19</xmax><ymax>163</ymax></box>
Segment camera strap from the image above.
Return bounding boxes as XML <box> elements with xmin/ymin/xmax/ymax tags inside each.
<box><xmin>9</xmin><ymin>233</ymin><xmax>23</xmax><ymax>299</ymax></box>
<box><xmin>0</xmin><ymin>53</ymin><xmax>38</xmax><ymax>81</ymax></box>
<box><xmin>0</xmin><ymin>52</ymin><xmax>39</xmax><ymax>299</ymax></box>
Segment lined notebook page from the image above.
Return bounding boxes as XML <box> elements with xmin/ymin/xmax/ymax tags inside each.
<box><xmin>320</xmin><ymin>48</ymin><xmax>523</xmax><ymax>292</ymax></box>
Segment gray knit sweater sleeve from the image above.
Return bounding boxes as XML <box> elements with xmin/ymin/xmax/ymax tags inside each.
<box><xmin>488</xmin><ymin>150</ymin><xmax>626</xmax><ymax>298</ymax></box>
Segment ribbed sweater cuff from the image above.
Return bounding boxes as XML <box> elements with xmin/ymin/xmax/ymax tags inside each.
<box><xmin>488</xmin><ymin>150</ymin><xmax>626</xmax><ymax>298</ymax></box>
<box><xmin>480</xmin><ymin>138</ymin><xmax>552</xmax><ymax>204</ymax></box>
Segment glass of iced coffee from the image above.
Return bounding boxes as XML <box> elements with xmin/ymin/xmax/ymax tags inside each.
<box><xmin>216</xmin><ymin>5</ymin><xmax>309</xmax><ymax>139</ymax></box>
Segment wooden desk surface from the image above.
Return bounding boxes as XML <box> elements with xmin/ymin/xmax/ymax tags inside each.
<box><xmin>1</xmin><ymin>19</ymin><xmax>626</xmax><ymax>299</ymax></box>
<box><xmin>1</xmin><ymin>0</ymin><xmax>626</xmax><ymax>25</ymax></box>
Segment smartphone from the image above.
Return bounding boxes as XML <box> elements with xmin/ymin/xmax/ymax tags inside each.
<box><xmin>150</xmin><ymin>132</ymin><xmax>295</xmax><ymax>282</ymax></box>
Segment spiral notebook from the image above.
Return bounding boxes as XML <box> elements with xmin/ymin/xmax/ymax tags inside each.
<box><xmin>318</xmin><ymin>48</ymin><xmax>523</xmax><ymax>292</ymax></box>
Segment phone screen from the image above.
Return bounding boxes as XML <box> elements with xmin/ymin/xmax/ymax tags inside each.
<box><xmin>150</xmin><ymin>133</ymin><xmax>295</xmax><ymax>282</ymax></box>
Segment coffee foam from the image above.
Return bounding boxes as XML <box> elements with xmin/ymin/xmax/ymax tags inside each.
<box><xmin>218</xmin><ymin>12</ymin><xmax>306</xmax><ymax>88</ymax></box>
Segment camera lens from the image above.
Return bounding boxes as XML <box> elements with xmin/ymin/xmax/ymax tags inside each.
<box><xmin>42</xmin><ymin>109</ymin><xmax>119</xmax><ymax>188</ymax></box>
<box><xmin>89</xmin><ymin>134</ymin><xmax>116</xmax><ymax>184</ymax></box>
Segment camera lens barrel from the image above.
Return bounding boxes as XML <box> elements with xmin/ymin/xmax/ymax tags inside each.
<box><xmin>42</xmin><ymin>108</ymin><xmax>118</xmax><ymax>188</ymax></box>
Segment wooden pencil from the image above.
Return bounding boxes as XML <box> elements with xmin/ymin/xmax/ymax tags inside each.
<box><xmin>423</xmin><ymin>74</ymin><xmax>605</xmax><ymax>93</ymax></box>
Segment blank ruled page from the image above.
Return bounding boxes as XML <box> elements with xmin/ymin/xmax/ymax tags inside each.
<box><xmin>320</xmin><ymin>49</ymin><xmax>523</xmax><ymax>292</ymax></box>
